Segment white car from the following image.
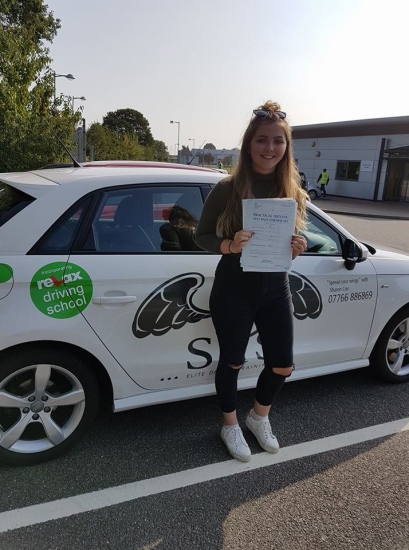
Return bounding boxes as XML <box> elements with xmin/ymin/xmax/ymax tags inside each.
<box><xmin>1</xmin><ymin>161</ymin><xmax>408</xmax><ymax>466</ymax></box>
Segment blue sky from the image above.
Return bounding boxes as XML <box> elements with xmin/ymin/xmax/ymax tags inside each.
<box><xmin>46</xmin><ymin>0</ymin><xmax>408</xmax><ymax>154</ymax></box>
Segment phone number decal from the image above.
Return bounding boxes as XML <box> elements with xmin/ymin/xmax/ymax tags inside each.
<box><xmin>328</xmin><ymin>291</ymin><xmax>373</xmax><ymax>304</ymax></box>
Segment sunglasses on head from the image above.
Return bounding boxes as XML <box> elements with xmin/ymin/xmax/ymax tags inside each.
<box><xmin>253</xmin><ymin>109</ymin><xmax>286</xmax><ymax>120</ymax></box>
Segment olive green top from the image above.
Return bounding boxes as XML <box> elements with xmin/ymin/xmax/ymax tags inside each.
<box><xmin>196</xmin><ymin>171</ymin><xmax>279</xmax><ymax>254</ymax></box>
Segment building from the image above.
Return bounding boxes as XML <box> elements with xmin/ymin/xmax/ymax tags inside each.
<box><xmin>179</xmin><ymin>148</ymin><xmax>240</xmax><ymax>168</ymax></box>
<box><xmin>292</xmin><ymin>116</ymin><xmax>409</xmax><ymax>203</ymax></box>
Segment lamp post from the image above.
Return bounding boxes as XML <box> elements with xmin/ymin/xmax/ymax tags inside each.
<box><xmin>188</xmin><ymin>138</ymin><xmax>195</xmax><ymax>165</ymax></box>
<box><xmin>53</xmin><ymin>72</ymin><xmax>75</xmax><ymax>101</ymax></box>
<box><xmin>170</xmin><ymin>120</ymin><xmax>180</xmax><ymax>162</ymax></box>
<box><xmin>72</xmin><ymin>96</ymin><xmax>86</xmax><ymax>110</ymax></box>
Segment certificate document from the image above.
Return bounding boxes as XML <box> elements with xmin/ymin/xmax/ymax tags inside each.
<box><xmin>240</xmin><ymin>198</ymin><xmax>297</xmax><ymax>272</ymax></box>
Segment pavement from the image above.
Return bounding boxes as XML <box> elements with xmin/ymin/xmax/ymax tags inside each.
<box><xmin>316</xmin><ymin>195</ymin><xmax>409</xmax><ymax>220</ymax></box>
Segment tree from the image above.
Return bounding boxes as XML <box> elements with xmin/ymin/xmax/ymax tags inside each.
<box><xmin>86</xmin><ymin>123</ymin><xmax>115</xmax><ymax>161</ymax></box>
<box><xmin>102</xmin><ymin>108</ymin><xmax>154</xmax><ymax>146</ymax></box>
<box><xmin>204</xmin><ymin>152</ymin><xmax>215</xmax><ymax>165</ymax></box>
<box><xmin>0</xmin><ymin>1</ymin><xmax>80</xmax><ymax>171</ymax></box>
<box><xmin>204</xmin><ymin>142</ymin><xmax>216</xmax><ymax>149</ymax></box>
<box><xmin>86</xmin><ymin>122</ymin><xmax>145</xmax><ymax>161</ymax></box>
<box><xmin>0</xmin><ymin>0</ymin><xmax>60</xmax><ymax>108</ymax></box>
<box><xmin>150</xmin><ymin>140</ymin><xmax>169</xmax><ymax>161</ymax></box>
<box><xmin>0</xmin><ymin>106</ymin><xmax>80</xmax><ymax>172</ymax></box>
<box><xmin>222</xmin><ymin>155</ymin><xmax>233</xmax><ymax>167</ymax></box>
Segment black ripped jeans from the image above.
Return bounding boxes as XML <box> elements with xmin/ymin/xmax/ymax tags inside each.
<box><xmin>210</xmin><ymin>254</ymin><xmax>294</xmax><ymax>413</ymax></box>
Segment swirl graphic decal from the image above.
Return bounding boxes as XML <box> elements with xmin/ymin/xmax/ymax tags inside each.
<box><xmin>133</xmin><ymin>273</ymin><xmax>211</xmax><ymax>339</ymax></box>
<box><xmin>133</xmin><ymin>271</ymin><xmax>322</xmax><ymax>338</ymax></box>
<box><xmin>289</xmin><ymin>271</ymin><xmax>322</xmax><ymax>320</ymax></box>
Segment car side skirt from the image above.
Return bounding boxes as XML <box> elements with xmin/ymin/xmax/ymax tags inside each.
<box><xmin>113</xmin><ymin>359</ymin><xmax>369</xmax><ymax>412</ymax></box>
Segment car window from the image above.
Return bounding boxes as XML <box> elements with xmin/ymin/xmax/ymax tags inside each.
<box><xmin>301</xmin><ymin>210</ymin><xmax>343</xmax><ymax>254</ymax></box>
<box><xmin>0</xmin><ymin>183</ymin><xmax>35</xmax><ymax>228</ymax></box>
<box><xmin>36</xmin><ymin>200</ymin><xmax>89</xmax><ymax>252</ymax></box>
<box><xmin>82</xmin><ymin>186</ymin><xmax>206</xmax><ymax>253</ymax></box>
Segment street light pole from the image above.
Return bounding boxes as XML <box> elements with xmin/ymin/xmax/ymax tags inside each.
<box><xmin>170</xmin><ymin>120</ymin><xmax>180</xmax><ymax>162</ymax></box>
<box><xmin>188</xmin><ymin>138</ymin><xmax>195</xmax><ymax>165</ymax></box>
<box><xmin>72</xmin><ymin>96</ymin><xmax>86</xmax><ymax>110</ymax></box>
<box><xmin>53</xmin><ymin>71</ymin><xmax>75</xmax><ymax>101</ymax></box>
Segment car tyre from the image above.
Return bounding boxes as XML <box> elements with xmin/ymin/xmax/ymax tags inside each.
<box><xmin>370</xmin><ymin>307</ymin><xmax>409</xmax><ymax>383</ymax></box>
<box><xmin>0</xmin><ymin>347</ymin><xmax>100</xmax><ymax>466</ymax></box>
<box><xmin>308</xmin><ymin>189</ymin><xmax>318</xmax><ymax>200</ymax></box>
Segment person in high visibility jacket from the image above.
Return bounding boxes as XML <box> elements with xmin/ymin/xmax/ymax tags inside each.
<box><xmin>317</xmin><ymin>169</ymin><xmax>329</xmax><ymax>197</ymax></box>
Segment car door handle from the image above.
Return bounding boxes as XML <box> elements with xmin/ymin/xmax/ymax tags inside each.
<box><xmin>92</xmin><ymin>296</ymin><xmax>137</xmax><ymax>304</ymax></box>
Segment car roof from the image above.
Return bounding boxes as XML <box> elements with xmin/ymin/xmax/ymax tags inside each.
<box><xmin>42</xmin><ymin>160</ymin><xmax>228</xmax><ymax>174</ymax></box>
<box><xmin>82</xmin><ymin>160</ymin><xmax>228</xmax><ymax>174</ymax></box>
<box><xmin>0</xmin><ymin>164</ymin><xmax>227</xmax><ymax>198</ymax></box>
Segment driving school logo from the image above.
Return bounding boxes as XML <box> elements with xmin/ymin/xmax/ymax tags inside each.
<box><xmin>30</xmin><ymin>262</ymin><xmax>93</xmax><ymax>319</ymax></box>
<box><xmin>0</xmin><ymin>264</ymin><xmax>14</xmax><ymax>300</ymax></box>
<box><xmin>133</xmin><ymin>271</ymin><xmax>322</xmax><ymax>339</ymax></box>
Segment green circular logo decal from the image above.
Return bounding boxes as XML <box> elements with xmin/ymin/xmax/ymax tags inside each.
<box><xmin>0</xmin><ymin>264</ymin><xmax>13</xmax><ymax>283</ymax></box>
<box><xmin>0</xmin><ymin>264</ymin><xmax>13</xmax><ymax>300</ymax></box>
<box><xmin>30</xmin><ymin>262</ymin><xmax>93</xmax><ymax>319</ymax></box>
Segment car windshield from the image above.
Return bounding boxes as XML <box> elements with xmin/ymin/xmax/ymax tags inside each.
<box><xmin>0</xmin><ymin>183</ymin><xmax>35</xmax><ymax>228</ymax></box>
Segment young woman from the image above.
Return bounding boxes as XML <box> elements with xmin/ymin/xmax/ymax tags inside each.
<box><xmin>195</xmin><ymin>101</ymin><xmax>308</xmax><ymax>462</ymax></box>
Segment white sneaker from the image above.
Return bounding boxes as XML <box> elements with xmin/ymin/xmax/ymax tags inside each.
<box><xmin>220</xmin><ymin>425</ymin><xmax>251</xmax><ymax>462</ymax></box>
<box><xmin>245</xmin><ymin>413</ymin><xmax>279</xmax><ymax>454</ymax></box>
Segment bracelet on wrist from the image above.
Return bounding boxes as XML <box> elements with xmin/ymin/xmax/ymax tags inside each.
<box><xmin>228</xmin><ymin>240</ymin><xmax>234</xmax><ymax>254</ymax></box>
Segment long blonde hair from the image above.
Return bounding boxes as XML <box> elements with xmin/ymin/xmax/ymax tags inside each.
<box><xmin>216</xmin><ymin>101</ymin><xmax>307</xmax><ymax>236</ymax></box>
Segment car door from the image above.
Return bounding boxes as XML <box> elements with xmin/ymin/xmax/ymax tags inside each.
<box><xmin>67</xmin><ymin>183</ymin><xmax>231</xmax><ymax>391</ymax></box>
<box><xmin>288</xmin><ymin>208</ymin><xmax>378</xmax><ymax>371</ymax></box>
<box><xmin>21</xmin><ymin>198</ymin><xmax>91</xmax><ymax>326</ymax></box>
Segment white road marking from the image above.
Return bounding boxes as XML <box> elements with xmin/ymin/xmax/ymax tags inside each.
<box><xmin>1</xmin><ymin>417</ymin><xmax>408</xmax><ymax>534</ymax></box>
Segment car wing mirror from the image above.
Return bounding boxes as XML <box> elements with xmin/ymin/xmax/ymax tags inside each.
<box><xmin>360</xmin><ymin>242</ymin><xmax>377</xmax><ymax>255</ymax></box>
<box><xmin>342</xmin><ymin>238</ymin><xmax>368</xmax><ymax>270</ymax></box>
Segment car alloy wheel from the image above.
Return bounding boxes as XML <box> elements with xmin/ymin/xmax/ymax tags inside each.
<box><xmin>308</xmin><ymin>189</ymin><xmax>318</xmax><ymax>200</ymax></box>
<box><xmin>370</xmin><ymin>307</ymin><xmax>409</xmax><ymax>383</ymax></box>
<box><xmin>385</xmin><ymin>317</ymin><xmax>409</xmax><ymax>376</ymax></box>
<box><xmin>0</xmin><ymin>348</ymin><xmax>100</xmax><ymax>465</ymax></box>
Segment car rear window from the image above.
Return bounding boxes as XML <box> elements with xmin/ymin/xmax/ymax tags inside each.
<box><xmin>0</xmin><ymin>183</ymin><xmax>35</xmax><ymax>228</ymax></box>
